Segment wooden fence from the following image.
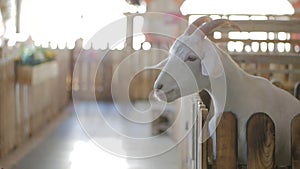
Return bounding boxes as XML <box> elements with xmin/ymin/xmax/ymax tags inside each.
<box><xmin>195</xmin><ymin>100</ymin><xmax>300</xmax><ymax>169</ymax></box>
<box><xmin>72</xmin><ymin>48</ymin><xmax>167</xmax><ymax>101</ymax></box>
<box><xmin>0</xmin><ymin>52</ymin><xmax>17</xmax><ymax>158</ymax></box>
<box><xmin>0</xmin><ymin>48</ymin><xmax>71</xmax><ymax>158</ymax></box>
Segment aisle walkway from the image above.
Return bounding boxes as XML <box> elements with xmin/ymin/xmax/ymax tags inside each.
<box><xmin>12</xmin><ymin>102</ymin><xmax>179</xmax><ymax>169</ymax></box>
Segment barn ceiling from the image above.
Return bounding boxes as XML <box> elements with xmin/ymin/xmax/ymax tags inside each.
<box><xmin>126</xmin><ymin>0</ymin><xmax>300</xmax><ymax>15</ymax></box>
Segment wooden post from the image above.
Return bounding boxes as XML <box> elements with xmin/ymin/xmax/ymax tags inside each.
<box><xmin>199</xmin><ymin>90</ymin><xmax>213</xmax><ymax>166</ymax></box>
<box><xmin>216</xmin><ymin>112</ymin><xmax>237</xmax><ymax>169</ymax></box>
<box><xmin>207</xmin><ymin>136</ymin><xmax>214</xmax><ymax>167</ymax></box>
<box><xmin>258</xmin><ymin>63</ymin><xmax>270</xmax><ymax>79</ymax></box>
<box><xmin>247</xmin><ymin>113</ymin><xmax>275</xmax><ymax>169</ymax></box>
<box><xmin>16</xmin><ymin>0</ymin><xmax>22</xmax><ymax>33</ymax></box>
<box><xmin>124</xmin><ymin>13</ymin><xmax>134</xmax><ymax>49</ymax></box>
<box><xmin>292</xmin><ymin>114</ymin><xmax>300</xmax><ymax>169</ymax></box>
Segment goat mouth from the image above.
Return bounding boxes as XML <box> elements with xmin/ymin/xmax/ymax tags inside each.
<box><xmin>165</xmin><ymin>89</ymin><xmax>175</xmax><ymax>95</ymax></box>
<box><xmin>154</xmin><ymin>89</ymin><xmax>176</xmax><ymax>102</ymax></box>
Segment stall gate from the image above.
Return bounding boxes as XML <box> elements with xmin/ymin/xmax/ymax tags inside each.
<box><xmin>191</xmin><ymin>98</ymin><xmax>300</xmax><ymax>169</ymax></box>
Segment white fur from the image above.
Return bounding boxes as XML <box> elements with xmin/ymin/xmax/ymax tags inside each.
<box><xmin>154</xmin><ymin>25</ymin><xmax>300</xmax><ymax>166</ymax></box>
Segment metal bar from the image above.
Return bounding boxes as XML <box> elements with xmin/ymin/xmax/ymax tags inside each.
<box><xmin>193</xmin><ymin>101</ymin><xmax>199</xmax><ymax>169</ymax></box>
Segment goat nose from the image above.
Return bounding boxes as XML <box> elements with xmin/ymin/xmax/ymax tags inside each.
<box><xmin>155</xmin><ymin>83</ymin><xmax>163</xmax><ymax>90</ymax></box>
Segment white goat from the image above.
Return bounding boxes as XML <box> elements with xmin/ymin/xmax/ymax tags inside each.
<box><xmin>153</xmin><ymin>16</ymin><xmax>300</xmax><ymax>166</ymax></box>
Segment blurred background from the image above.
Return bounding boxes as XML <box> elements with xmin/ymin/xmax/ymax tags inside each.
<box><xmin>0</xmin><ymin>0</ymin><xmax>300</xmax><ymax>168</ymax></box>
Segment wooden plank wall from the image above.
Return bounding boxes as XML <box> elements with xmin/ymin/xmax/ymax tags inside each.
<box><xmin>0</xmin><ymin>48</ymin><xmax>71</xmax><ymax>159</ymax></box>
<box><xmin>72</xmin><ymin>48</ymin><xmax>167</xmax><ymax>101</ymax></box>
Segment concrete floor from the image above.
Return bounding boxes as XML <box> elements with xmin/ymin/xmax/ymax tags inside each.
<box><xmin>12</xmin><ymin>102</ymin><xmax>179</xmax><ymax>169</ymax></box>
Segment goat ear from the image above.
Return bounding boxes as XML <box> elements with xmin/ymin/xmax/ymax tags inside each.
<box><xmin>144</xmin><ymin>58</ymin><xmax>168</xmax><ymax>69</ymax></box>
<box><xmin>201</xmin><ymin>43</ymin><xmax>223</xmax><ymax>78</ymax></box>
<box><xmin>201</xmin><ymin>58</ymin><xmax>222</xmax><ymax>78</ymax></box>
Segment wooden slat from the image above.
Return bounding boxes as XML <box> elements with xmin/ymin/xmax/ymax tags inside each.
<box><xmin>53</xmin><ymin>50</ymin><xmax>71</xmax><ymax>113</ymax></box>
<box><xmin>247</xmin><ymin>113</ymin><xmax>275</xmax><ymax>169</ymax></box>
<box><xmin>207</xmin><ymin>136</ymin><xmax>213</xmax><ymax>166</ymax></box>
<box><xmin>216</xmin><ymin>112</ymin><xmax>237</xmax><ymax>169</ymax></box>
<box><xmin>0</xmin><ymin>60</ymin><xmax>16</xmax><ymax>158</ymax></box>
<box><xmin>292</xmin><ymin>114</ymin><xmax>300</xmax><ymax>169</ymax></box>
<box><xmin>199</xmin><ymin>92</ymin><xmax>214</xmax><ymax>167</ymax></box>
<box><xmin>231</xmin><ymin>53</ymin><xmax>300</xmax><ymax>64</ymax></box>
<box><xmin>213</xmin><ymin>20</ymin><xmax>300</xmax><ymax>33</ymax></box>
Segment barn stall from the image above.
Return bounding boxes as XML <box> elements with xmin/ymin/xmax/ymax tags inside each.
<box><xmin>0</xmin><ymin>0</ymin><xmax>300</xmax><ymax>169</ymax></box>
<box><xmin>176</xmin><ymin>16</ymin><xmax>300</xmax><ymax>169</ymax></box>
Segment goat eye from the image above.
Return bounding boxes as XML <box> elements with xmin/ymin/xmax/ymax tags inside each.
<box><xmin>185</xmin><ymin>56</ymin><xmax>197</xmax><ymax>62</ymax></box>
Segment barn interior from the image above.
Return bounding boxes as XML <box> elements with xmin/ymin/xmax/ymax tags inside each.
<box><xmin>1</xmin><ymin>0</ymin><xmax>300</xmax><ymax>168</ymax></box>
